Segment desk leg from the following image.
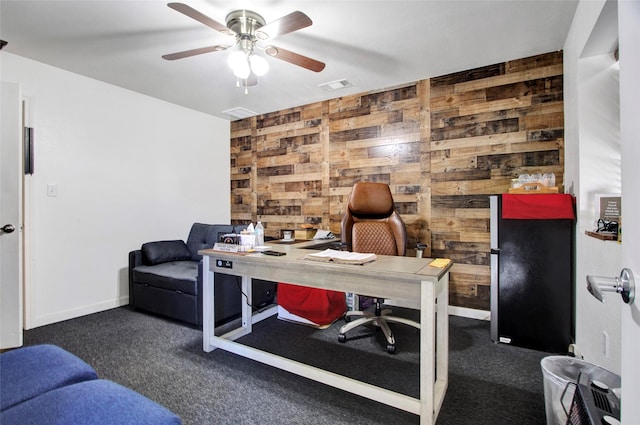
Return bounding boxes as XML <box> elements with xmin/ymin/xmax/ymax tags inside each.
<box><xmin>205</xmin><ymin>271</ymin><xmax>265</xmax><ymax>351</ymax></box>
<box><xmin>419</xmin><ymin>274</ymin><xmax>449</xmax><ymax>425</ymax></box>
<box><xmin>241</xmin><ymin>275</ymin><xmax>253</xmax><ymax>331</ymax></box>
<box><xmin>434</xmin><ymin>274</ymin><xmax>449</xmax><ymax>421</ymax></box>
<box><xmin>202</xmin><ymin>256</ymin><xmax>215</xmax><ymax>352</ymax></box>
<box><xmin>420</xmin><ymin>280</ymin><xmax>436</xmax><ymax>425</ymax></box>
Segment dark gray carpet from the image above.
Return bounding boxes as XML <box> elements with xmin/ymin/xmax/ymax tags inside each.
<box><xmin>23</xmin><ymin>306</ymin><xmax>548</xmax><ymax>425</ymax></box>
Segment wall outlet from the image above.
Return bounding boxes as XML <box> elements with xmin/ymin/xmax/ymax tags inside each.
<box><xmin>602</xmin><ymin>331</ymin><xmax>610</xmax><ymax>358</ymax></box>
<box><xmin>215</xmin><ymin>259</ymin><xmax>232</xmax><ymax>269</ymax></box>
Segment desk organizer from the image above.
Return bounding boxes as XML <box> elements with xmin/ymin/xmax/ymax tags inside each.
<box><xmin>294</xmin><ymin>228</ymin><xmax>317</xmax><ymax>240</ymax></box>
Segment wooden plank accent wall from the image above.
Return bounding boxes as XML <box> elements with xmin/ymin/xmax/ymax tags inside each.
<box><xmin>230</xmin><ymin>51</ymin><xmax>564</xmax><ymax>311</ymax></box>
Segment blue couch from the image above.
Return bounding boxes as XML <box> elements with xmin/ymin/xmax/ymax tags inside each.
<box><xmin>0</xmin><ymin>344</ymin><xmax>181</xmax><ymax>425</ymax></box>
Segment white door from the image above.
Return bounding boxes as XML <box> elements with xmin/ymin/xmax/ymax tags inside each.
<box><xmin>619</xmin><ymin>1</ymin><xmax>640</xmax><ymax>422</ymax></box>
<box><xmin>0</xmin><ymin>82</ymin><xmax>23</xmax><ymax>349</ymax></box>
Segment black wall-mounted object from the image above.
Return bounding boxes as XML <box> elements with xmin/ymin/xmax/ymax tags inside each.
<box><xmin>24</xmin><ymin>127</ymin><xmax>34</xmax><ymax>174</ymax></box>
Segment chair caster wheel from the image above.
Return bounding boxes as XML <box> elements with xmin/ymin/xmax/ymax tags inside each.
<box><xmin>386</xmin><ymin>344</ymin><xmax>396</xmax><ymax>354</ymax></box>
<box><xmin>338</xmin><ymin>333</ymin><xmax>347</xmax><ymax>343</ymax></box>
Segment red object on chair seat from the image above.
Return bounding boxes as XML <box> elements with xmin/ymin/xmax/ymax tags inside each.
<box><xmin>277</xmin><ymin>283</ymin><xmax>346</xmax><ymax>325</ymax></box>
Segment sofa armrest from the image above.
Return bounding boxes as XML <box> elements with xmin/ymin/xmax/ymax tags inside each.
<box><xmin>128</xmin><ymin>250</ymin><xmax>142</xmax><ymax>306</ymax></box>
<box><xmin>141</xmin><ymin>240</ymin><xmax>192</xmax><ymax>265</ymax></box>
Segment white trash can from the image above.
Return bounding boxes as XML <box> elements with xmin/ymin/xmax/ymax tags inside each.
<box><xmin>540</xmin><ymin>356</ymin><xmax>621</xmax><ymax>425</ymax></box>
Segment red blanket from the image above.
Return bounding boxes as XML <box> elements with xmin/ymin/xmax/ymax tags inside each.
<box><xmin>277</xmin><ymin>283</ymin><xmax>346</xmax><ymax>325</ymax></box>
<box><xmin>502</xmin><ymin>194</ymin><xmax>575</xmax><ymax>220</ymax></box>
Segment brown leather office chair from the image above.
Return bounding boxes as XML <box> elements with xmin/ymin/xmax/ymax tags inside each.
<box><xmin>337</xmin><ymin>182</ymin><xmax>420</xmax><ymax>353</ymax></box>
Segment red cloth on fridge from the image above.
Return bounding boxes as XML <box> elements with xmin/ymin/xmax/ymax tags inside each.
<box><xmin>277</xmin><ymin>283</ymin><xmax>346</xmax><ymax>325</ymax></box>
<box><xmin>502</xmin><ymin>194</ymin><xmax>575</xmax><ymax>220</ymax></box>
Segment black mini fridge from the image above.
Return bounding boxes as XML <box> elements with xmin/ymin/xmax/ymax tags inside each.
<box><xmin>490</xmin><ymin>194</ymin><xmax>575</xmax><ymax>353</ymax></box>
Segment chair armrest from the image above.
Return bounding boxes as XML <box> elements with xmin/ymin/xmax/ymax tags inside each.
<box><xmin>128</xmin><ymin>250</ymin><xmax>142</xmax><ymax>306</ymax></box>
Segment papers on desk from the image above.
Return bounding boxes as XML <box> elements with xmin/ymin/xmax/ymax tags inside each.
<box><xmin>304</xmin><ymin>248</ymin><xmax>377</xmax><ymax>265</ymax></box>
<box><xmin>312</xmin><ymin>230</ymin><xmax>334</xmax><ymax>240</ymax></box>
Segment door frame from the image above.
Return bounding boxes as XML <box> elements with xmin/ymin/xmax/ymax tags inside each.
<box><xmin>22</xmin><ymin>94</ymin><xmax>34</xmax><ymax>330</ymax></box>
<box><xmin>0</xmin><ymin>81</ymin><xmax>23</xmax><ymax>349</ymax></box>
<box><xmin>618</xmin><ymin>0</ymin><xmax>640</xmax><ymax>421</ymax></box>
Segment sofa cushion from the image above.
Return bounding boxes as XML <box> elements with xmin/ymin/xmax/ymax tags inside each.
<box><xmin>0</xmin><ymin>344</ymin><xmax>98</xmax><ymax>411</ymax></box>
<box><xmin>132</xmin><ymin>261</ymin><xmax>198</xmax><ymax>295</ymax></box>
<box><xmin>141</xmin><ymin>240</ymin><xmax>192</xmax><ymax>266</ymax></box>
<box><xmin>0</xmin><ymin>380</ymin><xmax>182</xmax><ymax>425</ymax></box>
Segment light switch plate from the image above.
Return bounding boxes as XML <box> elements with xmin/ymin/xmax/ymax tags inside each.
<box><xmin>47</xmin><ymin>183</ymin><xmax>57</xmax><ymax>197</ymax></box>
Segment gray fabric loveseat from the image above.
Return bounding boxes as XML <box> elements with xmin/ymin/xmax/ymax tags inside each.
<box><xmin>128</xmin><ymin>223</ymin><xmax>275</xmax><ymax>328</ymax></box>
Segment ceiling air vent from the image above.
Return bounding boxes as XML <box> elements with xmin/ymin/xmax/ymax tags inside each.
<box><xmin>318</xmin><ymin>79</ymin><xmax>352</xmax><ymax>92</ymax></box>
<box><xmin>222</xmin><ymin>107</ymin><xmax>258</xmax><ymax>120</ymax></box>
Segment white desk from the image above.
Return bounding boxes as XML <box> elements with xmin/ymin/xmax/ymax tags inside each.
<box><xmin>200</xmin><ymin>244</ymin><xmax>450</xmax><ymax>425</ymax></box>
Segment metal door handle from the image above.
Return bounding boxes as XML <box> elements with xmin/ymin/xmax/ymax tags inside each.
<box><xmin>1</xmin><ymin>224</ymin><xmax>15</xmax><ymax>233</ymax></box>
<box><xmin>586</xmin><ymin>268</ymin><xmax>635</xmax><ymax>304</ymax></box>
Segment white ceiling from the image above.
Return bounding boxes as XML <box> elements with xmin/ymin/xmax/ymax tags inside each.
<box><xmin>0</xmin><ymin>0</ymin><xmax>578</xmax><ymax>121</ymax></box>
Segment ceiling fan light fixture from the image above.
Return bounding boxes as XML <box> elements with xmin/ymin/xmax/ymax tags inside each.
<box><xmin>228</xmin><ymin>50</ymin><xmax>251</xmax><ymax>79</ymax></box>
<box><xmin>229</xmin><ymin>49</ymin><xmax>269</xmax><ymax>81</ymax></box>
<box><xmin>228</xmin><ymin>50</ymin><xmax>246</xmax><ymax>69</ymax></box>
<box><xmin>250</xmin><ymin>55</ymin><xmax>269</xmax><ymax>76</ymax></box>
<box><xmin>233</xmin><ymin>63</ymin><xmax>251</xmax><ymax>79</ymax></box>
<box><xmin>164</xmin><ymin>4</ymin><xmax>324</xmax><ymax>87</ymax></box>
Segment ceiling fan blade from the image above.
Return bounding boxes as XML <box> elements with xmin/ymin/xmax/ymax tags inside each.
<box><xmin>168</xmin><ymin>3</ymin><xmax>235</xmax><ymax>36</ymax></box>
<box><xmin>162</xmin><ymin>45</ymin><xmax>230</xmax><ymax>61</ymax></box>
<box><xmin>264</xmin><ymin>45</ymin><xmax>325</xmax><ymax>72</ymax></box>
<box><xmin>255</xmin><ymin>11</ymin><xmax>312</xmax><ymax>40</ymax></box>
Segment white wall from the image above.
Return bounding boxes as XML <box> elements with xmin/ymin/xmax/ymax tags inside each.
<box><xmin>1</xmin><ymin>53</ymin><xmax>230</xmax><ymax>328</ymax></box>
<box><xmin>577</xmin><ymin>54</ymin><xmax>620</xmax><ymax>226</ymax></box>
<box><xmin>564</xmin><ymin>0</ymin><xmax>621</xmax><ymax>373</ymax></box>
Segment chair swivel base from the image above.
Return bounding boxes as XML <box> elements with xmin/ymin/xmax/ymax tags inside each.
<box><xmin>338</xmin><ymin>305</ymin><xmax>420</xmax><ymax>354</ymax></box>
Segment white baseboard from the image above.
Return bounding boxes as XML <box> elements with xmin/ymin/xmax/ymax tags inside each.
<box><xmin>27</xmin><ymin>297</ymin><xmax>490</xmax><ymax>329</ymax></box>
<box><xmin>28</xmin><ymin>296</ymin><xmax>129</xmax><ymax>329</ymax></box>
<box><xmin>448</xmin><ymin>305</ymin><xmax>490</xmax><ymax>321</ymax></box>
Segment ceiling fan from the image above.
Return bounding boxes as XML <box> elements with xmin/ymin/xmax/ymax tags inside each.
<box><xmin>162</xmin><ymin>3</ymin><xmax>325</xmax><ymax>90</ymax></box>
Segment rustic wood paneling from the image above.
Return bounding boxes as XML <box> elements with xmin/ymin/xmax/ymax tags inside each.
<box><xmin>429</xmin><ymin>51</ymin><xmax>563</xmax><ymax>309</ymax></box>
<box><xmin>327</xmin><ymin>82</ymin><xmax>429</xmax><ymax>247</ymax></box>
<box><xmin>230</xmin><ymin>51</ymin><xmax>564</xmax><ymax>311</ymax></box>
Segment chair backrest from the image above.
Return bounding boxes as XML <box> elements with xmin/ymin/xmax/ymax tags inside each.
<box><xmin>341</xmin><ymin>182</ymin><xmax>407</xmax><ymax>256</ymax></box>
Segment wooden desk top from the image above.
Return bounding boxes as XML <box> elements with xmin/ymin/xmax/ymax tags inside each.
<box><xmin>200</xmin><ymin>244</ymin><xmax>451</xmax><ymax>300</ymax></box>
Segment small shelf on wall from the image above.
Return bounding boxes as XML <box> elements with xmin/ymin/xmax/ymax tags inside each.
<box><xmin>585</xmin><ymin>230</ymin><xmax>618</xmax><ymax>241</ymax></box>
